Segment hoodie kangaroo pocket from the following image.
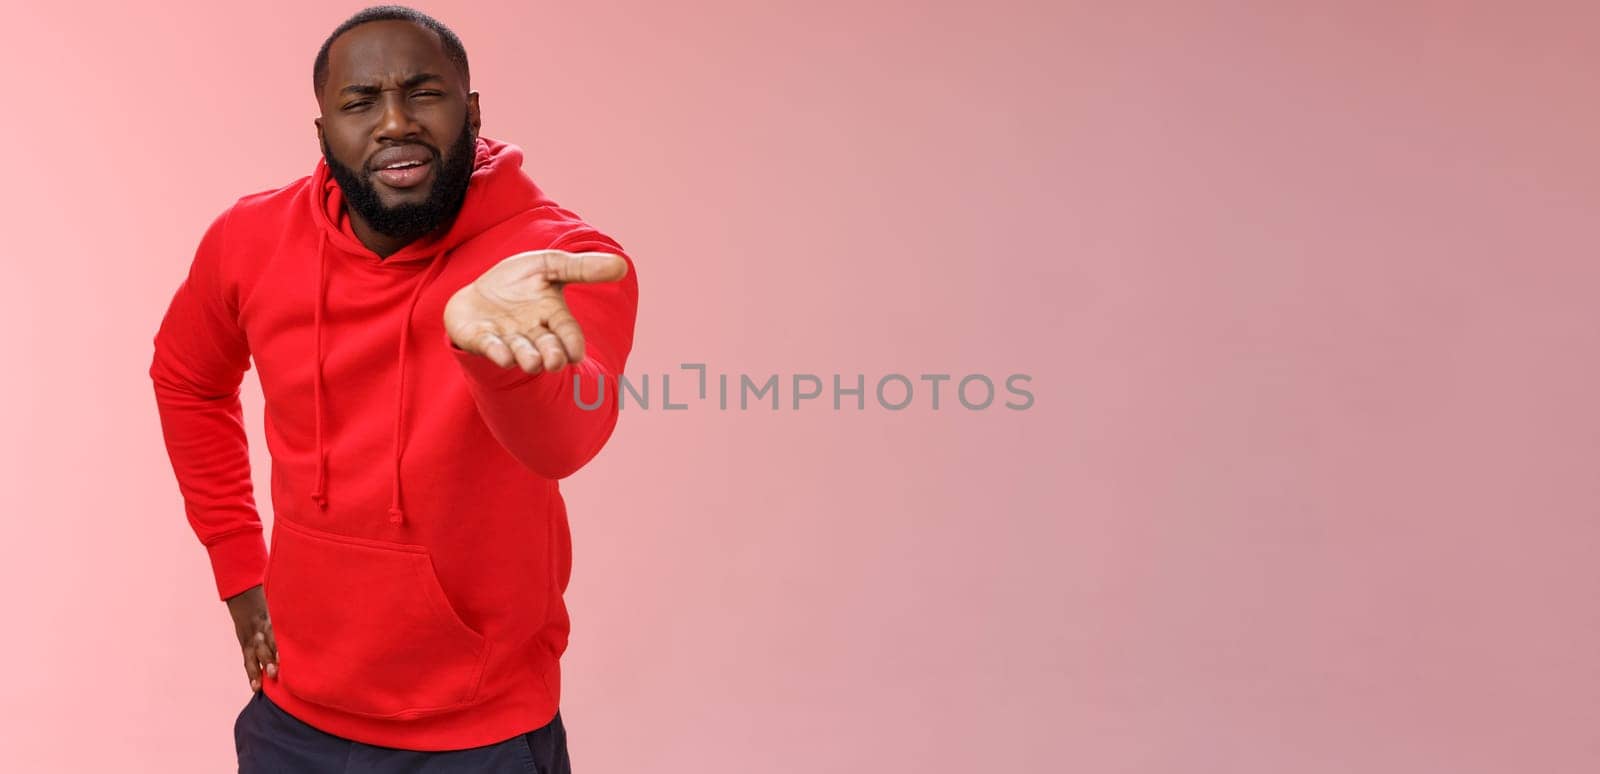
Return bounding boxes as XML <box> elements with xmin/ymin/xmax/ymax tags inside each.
<box><xmin>265</xmin><ymin>518</ymin><xmax>489</xmax><ymax>719</ymax></box>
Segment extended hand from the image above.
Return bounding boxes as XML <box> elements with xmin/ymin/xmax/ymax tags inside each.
<box><xmin>444</xmin><ymin>250</ymin><xmax>629</xmax><ymax>374</ymax></box>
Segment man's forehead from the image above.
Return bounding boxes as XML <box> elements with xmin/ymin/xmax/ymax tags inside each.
<box><xmin>325</xmin><ymin>21</ymin><xmax>451</xmax><ymax>85</ymax></box>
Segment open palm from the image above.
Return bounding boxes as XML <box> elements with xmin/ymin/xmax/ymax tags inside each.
<box><xmin>444</xmin><ymin>249</ymin><xmax>629</xmax><ymax>374</ymax></box>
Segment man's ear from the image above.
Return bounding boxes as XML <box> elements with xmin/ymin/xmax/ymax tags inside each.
<box><xmin>467</xmin><ymin>91</ymin><xmax>481</xmax><ymax>135</ymax></box>
<box><xmin>314</xmin><ymin>116</ymin><xmax>324</xmax><ymax>146</ymax></box>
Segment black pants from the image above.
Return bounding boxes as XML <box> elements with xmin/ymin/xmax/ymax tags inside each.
<box><xmin>234</xmin><ymin>689</ymin><xmax>571</xmax><ymax>773</ymax></box>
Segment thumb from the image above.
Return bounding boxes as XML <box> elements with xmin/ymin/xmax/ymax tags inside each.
<box><xmin>514</xmin><ymin>250</ymin><xmax>629</xmax><ymax>285</ymax></box>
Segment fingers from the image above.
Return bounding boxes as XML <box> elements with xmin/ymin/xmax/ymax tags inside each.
<box><xmin>262</xmin><ymin>617</ymin><xmax>279</xmax><ymax>664</ymax></box>
<box><xmin>453</xmin><ymin>293</ymin><xmax>591</xmax><ymax>373</ymax></box>
<box><xmin>514</xmin><ymin>250</ymin><xmax>629</xmax><ymax>285</ymax></box>
<box><xmin>255</xmin><ymin>632</ymin><xmax>277</xmax><ymax>680</ymax></box>
<box><xmin>505</xmin><ymin>332</ymin><xmax>543</xmax><ymax>374</ymax></box>
<box><xmin>464</xmin><ymin>326</ymin><xmax>551</xmax><ymax>373</ymax></box>
<box><xmin>243</xmin><ymin>647</ymin><xmax>261</xmax><ymax>691</ymax></box>
<box><xmin>531</xmin><ymin>328</ymin><xmax>566</xmax><ymax>372</ymax></box>
<box><xmin>504</xmin><ymin>327</ymin><xmax>567</xmax><ymax>373</ymax></box>
<box><xmin>546</xmin><ymin>306</ymin><xmax>586</xmax><ymax>364</ymax></box>
<box><xmin>226</xmin><ymin>587</ymin><xmax>277</xmax><ymax>693</ymax></box>
<box><xmin>466</xmin><ymin>329</ymin><xmax>517</xmax><ymax>369</ymax></box>
<box><xmin>258</xmin><ymin>620</ymin><xmax>279</xmax><ymax>679</ymax></box>
<box><xmin>246</xmin><ymin>630</ymin><xmax>277</xmax><ymax>691</ymax></box>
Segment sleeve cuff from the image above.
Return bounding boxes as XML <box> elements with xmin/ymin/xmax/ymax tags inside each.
<box><xmin>206</xmin><ymin>528</ymin><xmax>268</xmax><ymax>600</ymax></box>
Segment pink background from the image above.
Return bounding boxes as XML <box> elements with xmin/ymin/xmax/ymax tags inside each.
<box><xmin>3</xmin><ymin>1</ymin><xmax>1598</xmax><ymax>771</ymax></box>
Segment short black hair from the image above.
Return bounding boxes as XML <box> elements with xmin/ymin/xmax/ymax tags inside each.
<box><xmin>312</xmin><ymin>5</ymin><xmax>470</xmax><ymax>98</ymax></box>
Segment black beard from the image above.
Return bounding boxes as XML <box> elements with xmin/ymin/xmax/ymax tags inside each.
<box><xmin>322</xmin><ymin>121</ymin><xmax>477</xmax><ymax>245</ymax></box>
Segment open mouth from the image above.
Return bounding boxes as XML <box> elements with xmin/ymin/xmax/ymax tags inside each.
<box><xmin>372</xmin><ymin>157</ymin><xmax>434</xmax><ymax>189</ymax></box>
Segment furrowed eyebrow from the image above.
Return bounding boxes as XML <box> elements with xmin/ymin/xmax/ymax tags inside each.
<box><xmin>339</xmin><ymin>73</ymin><xmax>445</xmax><ymax>97</ymax></box>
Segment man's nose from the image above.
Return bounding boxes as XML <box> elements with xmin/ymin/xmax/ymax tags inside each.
<box><xmin>375</xmin><ymin>92</ymin><xmax>421</xmax><ymax>139</ymax></box>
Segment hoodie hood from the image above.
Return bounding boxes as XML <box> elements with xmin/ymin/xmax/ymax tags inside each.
<box><xmin>304</xmin><ymin>135</ymin><xmax>554</xmax><ymax>525</ymax></box>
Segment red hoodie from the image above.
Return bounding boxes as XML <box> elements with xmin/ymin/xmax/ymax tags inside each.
<box><xmin>148</xmin><ymin>135</ymin><xmax>639</xmax><ymax>750</ymax></box>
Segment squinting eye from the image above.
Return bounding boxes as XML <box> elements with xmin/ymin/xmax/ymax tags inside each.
<box><xmin>343</xmin><ymin>101</ymin><xmax>372</xmax><ymax>111</ymax></box>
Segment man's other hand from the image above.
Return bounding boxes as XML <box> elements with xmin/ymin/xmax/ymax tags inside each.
<box><xmin>225</xmin><ymin>585</ymin><xmax>278</xmax><ymax>692</ymax></box>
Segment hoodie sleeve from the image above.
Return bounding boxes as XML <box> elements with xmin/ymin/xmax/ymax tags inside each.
<box><xmin>444</xmin><ymin>227</ymin><xmax>640</xmax><ymax>480</ymax></box>
<box><xmin>148</xmin><ymin>205</ymin><xmax>267</xmax><ymax>601</ymax></box>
